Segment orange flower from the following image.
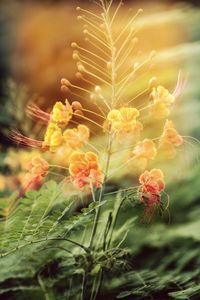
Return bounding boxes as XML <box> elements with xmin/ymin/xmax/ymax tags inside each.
<box><xmin>69</xmin><ymin>151</ymin><xmax>103</xmax><ymax>189</ymax></box>
<box><xmin>132</xmin><ymin>139</ymin><xmax>157</xmax><ymax>169</ymax></box>
<box><xmin>107</xmin><ymin>107</ymin><xmax>142</xmax><ymax>139</ymax></box>
<box><xmin>158</xmin><ymin>120</ymin><xmax>183</xmax><ymax>159</ymax></box>
<box><xmin>20</xmin><ymin>173</ymin><xmax>44</xmax><ymax>196</ymax></box>
<box><xmin>139</xmin><ymin>169</ymin><xmax>165</xmax><ymax>206</ymax></box>
<box><xmin>27</xmin><ymin>156</ymin><xmax>49</xmax><ymax>177</ymax></box>
<box><xmin>160</xmin><ymin>120</ymin><xmax>183</xmax><ymax>146</ymax></box>
<box><xmin>20</xmin><ymin>156</ymin><xmax>49</xmax><ymax>196</ymax></box>
<box><xmin>63</xmin><ymin>125</ymin><xmax>90</xmax><ymax>149</ymax></box>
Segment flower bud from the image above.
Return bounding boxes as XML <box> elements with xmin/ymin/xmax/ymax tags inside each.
<box><xmin>72</xmin><ymin>53</ymin><xmax>80</xmax><ymax>61</ymax></box>
<box><xmin>77</xmin><ymin>64</ymin><xmax>85</xmax><ymax>72</ymax></box>
<box><xmin>72</xmin><ymin>101</ymin><xmax>83</xmax><ymax>111</ymax></box>
<box><xmin>107</xmin><ymin>62</ymin><xmax>112</xmax><ymax>70</ymax></box>
<box><xmin>61</xmin><ymin>85</ymin><xmax>69</xmax><ymax>93</ymax></box>
<box><xmin>95</xmin><ymin>86</ymin><xmax>102</xmax><ymax>95</ymax></box>
<box><xmin>74</xmin><ymin>110</ymin><xmax>84</xmax><ymax>117</ymax></box>
<box><xmin>148</xmin><ymin>77</ymin><xmax>158</xmax><ymax>89</ymax></box>
<box><xmin>61</xmin><ymin>78</ymin><xmax>70</xmax><ymax>86</ymax></box>
<box><xmin>71</xmin><ymin>42</ymin><xmax>78</xmax><ymax>48</ymax></box>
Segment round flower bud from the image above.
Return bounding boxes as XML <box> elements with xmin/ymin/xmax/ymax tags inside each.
<box><xmin>74</xmin><ymin>110</ymin><xmax>84</xmax><ymax>117</ymax></box>
<box><xmin>71</xmin><ymin>42</ymin><xmax>78</xmax><ymax>48</ymax></box>
<box><xmin>72</xmin><ymin>101</ymin><xmax>83</xmax><ymax>111</ymax></box>
<box><xmin>148</xmin><ymin>77</ymin><xmax>158</xmax><ymax>89</ymax></box>
<box><xmin>95</xmin><ymin>86</ymin><xmax>102</xmax><ymax>95</ymax></box>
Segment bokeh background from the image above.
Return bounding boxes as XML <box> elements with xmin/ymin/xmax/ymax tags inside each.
<box><xmin>0</xmin><ymin>0</ymin><xmax>200</xmax><ymax>299</ymax></box>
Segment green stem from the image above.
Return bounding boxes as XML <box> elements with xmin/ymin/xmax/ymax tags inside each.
<box><xmin>81</xmin><ymin>271</ymin><xmax>87</xmax><ymax>300</ymax></box>
<box><xmin>38</xmin><ymin>274</ymin><xmax>52</xmax><ymax>300</ymax></box>
<box><xmin>89</xmin><ymin>133</ymin><xmax>113</xmax><ymax>249</ymax></box>
<box><xmin>89</xmin><ymin>0</ymin><xmax>117</xmax><ymax>250</ymax></box>
<box><xmin>1</xmin><ymin>237</ymin><xmax>90</xmax><ymax>258</ymax></box>
<box><xmin>107</xmin><ymin>195</ymin><xmax>126</xmax><ymax>250</ymax></box>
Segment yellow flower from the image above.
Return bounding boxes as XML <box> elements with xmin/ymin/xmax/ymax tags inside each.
<box><xmin>150</xmin><ymin>100</ymin><xmax>170</xmax><ymax>119</ymax></box>
<box><xmin>43</xmin><ymin>122</ymin><xmax>63</xmax><ymax>152</ymax></box>
<box><xmin>107</xmin><ymin>107</ymin><xmax>142</xmax><ymax>139</ymax></box>
<box><xmin>51</xmin><ymin>100</ymin><xmax>73</xmax><ymax>127</ymax></box>
<box><xmin>151</xmin><ymin>86</ymin><xmax>175</xmax><ymax>105</ymax></box>
<box><xmin>132</xmin><ymin>139</ymin><xmax>157</xmax><ymax>169</ymax></box>
<box><xmin>69</xmin><ymin>151</ymin><xmax>103</xmax><ymax>188</ymax></box>
<box><xmin>63</xmin><ymin>125</ymin><xmax>90</xmax><ymax>149</ymax></box>
<box><xmin>150</xmin><ymin>86</ymin><xmax>175</xmax><ymax>119</ymax></box>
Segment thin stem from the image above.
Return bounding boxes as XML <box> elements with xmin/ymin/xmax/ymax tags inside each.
<box><xmin>82</xmin><ymin>108</ymin><xmax>106</xmax><ymax>119</ymax></box>
<box><xmin>38</xmin><ymin>275</ymin><xmax>51</xmax><ymax>300</ymax></box>
<box><xmin>80</xmin><ymin>57</ymin><xmax>111</xmax><ymax>80</ymax></box>
<box><xmin>127</xmin><ymin>87</ymin><xmax>149</xmax><ymax>105</ymax></box>
<box><xmin>106</xmin><ymin>194</ymin><xmax>126</xmax><ymax>249</ymax></box>
<box><xmin>50</xmin><ymin>164</ymin><xmax>69</xmax><ymax>170</ymax></box>
<box><xmin>110</xmin><ymin>1</ymin><xmax>122</xmax><ymax>25</ymax></box>
<box><xmin>75</xmin><ymin>44</ymin><xmax>108</xmax><ymax>63</ymax></box>
<box><xmin>77</xmin><ymin>7</ymin><xmax>103</xmax><ymax>21</ymax></box>
<box><xmin>103</xmin><ymin>7</ymin><xmax>117</xmax><ymax>106</ymax></box>
<box><xmin>73</xmin><ymin>113</ymin><xmax>104</xmax><ymax>129</ymax></box>
<box><xmin>1</xmin><ymin>237</ymin><xmax>90</xmax><ymax>258</ymax></box>
<box><xmin>90</xmin><ymin>183</ymin><xmax>96</xmax><ymax>203</ymax></box>
<box><xmin>81</xmin><ymin>271</ymin><xmax>87</xmax><ymax>300</ymax></box>
<box><xmin>89</xmin><ymin>132</ymin><xmax>113</xmax><ymax>249</ymax></box>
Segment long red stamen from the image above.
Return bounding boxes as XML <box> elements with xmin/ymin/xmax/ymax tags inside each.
<box><xmin>26</xmin><ymin>103</ymin><xmax>50</xmax><ymax>124</ymax></box>
<box><xmin>9</xmin><ymin>130</ymin><xmax>42</xmax><ymax>148</ymax></box>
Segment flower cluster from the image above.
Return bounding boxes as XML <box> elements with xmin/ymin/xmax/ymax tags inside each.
<box><xmin>13</xmin><ymin>97</ymin><xmax>103</xmax><ymax>191</ymax></box>
<box><xmin>9</xmin><ymin>1</ymin><xmax>188</xmax><ymax>224</ymax></box>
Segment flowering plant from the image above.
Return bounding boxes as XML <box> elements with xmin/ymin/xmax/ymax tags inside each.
<box><xmin>0</xmin><ymin>1</ymin><xmax>197</xmax><ymax>299</ymax></box>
